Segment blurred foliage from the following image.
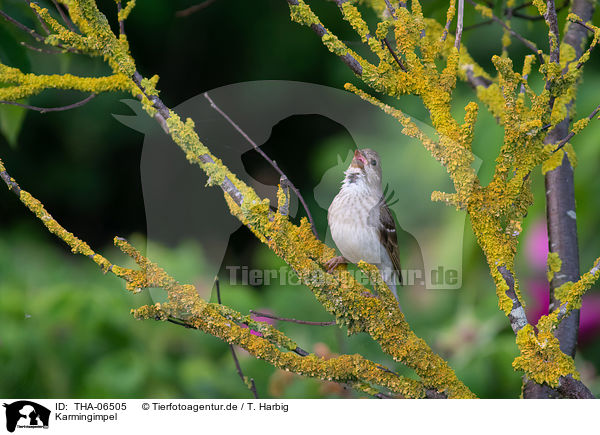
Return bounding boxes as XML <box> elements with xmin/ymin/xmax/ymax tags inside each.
<box><xmin>0</xmin><ymin>0</ymin><xmax>599</xmax><ymax>398</ymax></box>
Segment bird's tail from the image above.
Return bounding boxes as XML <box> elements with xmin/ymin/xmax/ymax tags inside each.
<box><xmin>380</xmin><ymin>269</ymin><xmax>402</xmax><ymax>310</ymax></box>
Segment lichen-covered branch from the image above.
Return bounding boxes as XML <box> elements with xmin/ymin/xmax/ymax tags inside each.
<box><xmin>0</xmin><ymin>0</ymin><xmax>475</xmax><ymax>398</ymax></box>
<box><xmin>2</xmin><ymin>0</ymin><xmax>597</xmax><ymax>399</ymax></box>
<box><xmin>283</xmin><ymin>0</ymin><xmax>599</xmax><ymax>397</ymax></box>
<box><xmin>0</xmin><ymin>154</ymin><xmax>438</xmax><ymax>399</ymax></box>
<box><xmin>540</xmin><ymin>0</ymin><xmax>596</xmax><ymax>380</ymax></box>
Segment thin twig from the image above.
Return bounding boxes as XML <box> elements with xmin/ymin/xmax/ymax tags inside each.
<box><xmin>132</xmin><ymin>72</ymin><xmax>251</xmax><ymax>210</ymax></box>
<box><xmin>176</xmin><ymin>0</ymin><xmax>218</xmax><ymax>18</ymax></box>
<box><xmin>466</xmin><ymin>0</ymin><xmax>544</xmax><ymax>64</ymax></box>
<box><xmin>554</xmin><ymin>102</ymin><xmax>600</xmax><ymax>152</ymax></box>
<box><xmin>463</xmin><ymin>19</ymin><xmax>493</xmax><ymax>32</ymax></box>
<box><xmin>0</xmin><ymin>9</ymin><xmax>77</xmax><ymax>53</ymax></box>
<box><xmin>511</xmin><ymin>0</ymin><xmax>568</xmax><ymax>20</ymax></box>
<box><xmin>215</xmin><ymin>279</ymin><xmax>259</xmax><ymax>399</ymax></box>
<box><xmin>455</xmin><ymin>0</ymin><xmax>464</xmax><ymax>49</ymax></box>
<box><xmin>441</xmin><ymin>0</ymin><xmax>455</xmax><ymax>42</ymax></box>
<box><xmin>0</xmin><ymin>9</ymin><xmax>45</xmax><ymax>42</ymax></box>
<box><xmin>203</xmin><ymin>92</ymin><xmax>319</xmax><ymax>238</ymax></box>
<box><xmin>250</xmin><ymin>310</ymin><xmax>336</xmax><ymax>326</ymax></box>
<box><xmin>51</xmin><ymin>0</ymin><xmax>77</xmax><ymax>33</ymax></box>
<box><xmin>0</xmin><ymin>94</ymin><xmax>96</xmax><ymax>114</ymax></box>
<box><xmin>286</xmin><ymin>0</ymin><xmax>363</xmax><ymax>75</ymax></box>
<box><xmin>20</xmin><ymin>41</ymin><xmax>63</xmax><ymax>54</ymax></box>
<box><xmin>167</xmin><ymin>317</ymin><xmax>195</xmax><ymax>328</ymax></box>
<box><xmin>566</xmin><ymin>20</ymin><xmax>598</xmax><ymax>71</ymax></box>
<box><xmin>26</xmin><ymin>0</ymin><xmax>50</xmax><ymax>35</ymax></box>
<box><xmin>571</xmin><ymin>18</ymin><xmax>595</xmax><ymax>33</ymax></box>
<box><xmin>545</xmin><ymin>0</ymin><xmax>561</xmax><ymax>64</ymax></box>
<box><xmin>543</xmin><ymin>0</ymin><xmax>561</xmax><ymax>111</ymax></box>
<box><xmin>337</xmin><ymin>0</ymin><xmax>405</xmax><ymax>71</ymax></box>
<box><xmin>513</xmin><ymin>1</ymin><xmax>533</xmax><ymax>12</ymax></box>
<box><xmin>117</xmin><ymin>1</ymin><xmax>125</xmax><ymax>36</ymax></box>
<box><xmin>382</xmin><ymin>38</ymin><xmax>407</xmax><ymax>71</ymax></box>
<box><xmin>383</xmin><ymin>0</ymin><xmax>396</xmax><ymax>18</ymax></box>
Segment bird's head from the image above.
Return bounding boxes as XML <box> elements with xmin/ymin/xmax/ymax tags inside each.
<box><xmin>344</xmin><ymin>148</ymin><xmax>382</xmax><ymax>190</ymax></box>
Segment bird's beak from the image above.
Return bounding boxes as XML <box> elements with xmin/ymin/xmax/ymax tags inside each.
<box><xmin>351</xmin><ymin>149</ymin><xmax>367</xmax><ymax>169</ymax></box>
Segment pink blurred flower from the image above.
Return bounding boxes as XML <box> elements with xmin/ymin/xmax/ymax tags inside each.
<box><xmin>524</xmin><ymin>218</ymin><xmax>600</xmax><ymax>346</ymax></box>
<box><xmin>525</xmin><ymin>220</ymin><xmax>548</xmax><ymax>272</ymax></box>
<box><xmin>241</xmin><ymin>309</ymin><xmax>276</xmax><ymax>337</ymax></box>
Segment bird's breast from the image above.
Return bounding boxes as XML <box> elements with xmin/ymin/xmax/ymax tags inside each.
<box><xmin>328</xmin><ymin>189</ymin><xmax>383</xmax><ymax>264</ymax></box>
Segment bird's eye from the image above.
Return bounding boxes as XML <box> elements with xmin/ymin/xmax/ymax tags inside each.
<box><xmin>371</xmin><ymin>159</ymin><xmax>377</xmax><ymax>166</ymax></box>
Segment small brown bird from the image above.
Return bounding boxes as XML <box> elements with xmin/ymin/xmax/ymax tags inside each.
<box><xmin>326</xmin><ymin>149</ymin><xmax>402</xmax><ymax>299</ymax></box>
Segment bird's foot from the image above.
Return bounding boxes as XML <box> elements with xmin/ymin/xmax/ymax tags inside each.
<box><xmin>325</xmin><ymin>256</ymin><xmax>347</xmax><ymax>274</ymax></box>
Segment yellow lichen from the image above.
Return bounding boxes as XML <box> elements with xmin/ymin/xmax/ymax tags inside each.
<box><xmin>547</xmin><ymin>252</ymin><xmax>562</xmax><ymax>282</ymax></box>
<box><xmin>513</xmin><ymin>325</ymin><xmax>578</xmax><ymax>387</ymax></box>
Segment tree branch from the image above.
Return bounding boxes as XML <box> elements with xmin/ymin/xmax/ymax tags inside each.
<box><xmin>0</xmin><ymin>93</ymin><xmax>96</xmax><ymax>114</ymax></box>
<box><xmin>286</xmin><ymin>0</ymin><xmax>363</xmax><ymax>75</ymax></box>
<box><xmin>497</xmin><ymin>266</ymin><xmax>529</xmax><ymax>333</ymax></box>
<box><xmin>545</xmin><ymin>0</ymin><xmax>595</xmax><ymax>360</ymax></box>
<box><xmin>466</xmin><ymin>0</ymin><xmax>544</xmax><ymax>64</ymax></box>
<box><xmin>249</xmin><ymin>310</ymin><xmax>336</xmax><ymax>326</ymax></box>
<box><xmin>1</xmin><ymin>153</ymin><xmax>441</xmax><ymax>398</ymax></box>
<box><xmin>553</xmin><ymin>102</ymin><xmax>600</xmax><ymax>152</ymax></box>
<box><xmin>455</xmin><ymin>0</ymin><xmax>464</xmax><ymax>50</ymax></box>
<box><xmin>203</xmin><ymin>92</ymin><xmax>319</xmax><ymax>238</ymax></box>
<box><xmin>382</xmin><ymin>38</ymin><xmax>407</xmax><ymax>72</ymax></box>
<box><xmin>116</xmin><ymin>1</ymin><xmax>125</xmax><ymax>36</ymax></box>
<box><xmin>520</xmin><ymin>0</ymin><xmax>599</xmax><ymax>399</ymax></box>
<box><xmin>215</xmin><ymin>278</ymin><xmax>259</xmax><ymax>399</ymax></box>
<box><xmin>0</xmin><ymin>8</ymin><xmax>77</xmax><ymax>53</ymax></box>
<box><xmin>51</xmin><ymin>0</ymin><xmax>78</xmax><ymax>34</ymax></box>
<box><xmin>176</xmin><ymin>0</ymin><xmax>219</xmax><ymax>18</ymax></box>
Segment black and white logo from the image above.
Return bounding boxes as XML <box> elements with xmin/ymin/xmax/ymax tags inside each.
<box><xmin>3</xmin><ymin>401</ymin><xmax>50</xmax><ymax>433</ymax></box>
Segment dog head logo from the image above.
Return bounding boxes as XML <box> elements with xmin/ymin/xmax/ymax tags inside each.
<box><xmin>3</xmin><ymin>401</ymin><xmax>50</xmax><ymax>432</ymax></box>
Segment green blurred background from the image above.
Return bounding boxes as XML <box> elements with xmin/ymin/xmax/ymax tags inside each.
<box><xmin>0</xmin><ymin>0</ymin><xmax>599</xmax><ymax>398</ymax></box>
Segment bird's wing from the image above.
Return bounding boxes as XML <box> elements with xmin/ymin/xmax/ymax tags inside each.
<box><xmin>378</xmin><ymin>201</ymin><xmax>402</xmax><ymax>285</ymax></box>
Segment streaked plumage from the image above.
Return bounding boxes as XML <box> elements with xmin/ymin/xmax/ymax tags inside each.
<box><xmin>327</xmin><ymin>149</ymin><xmax>402</xmax><ymax>299</ymax></box>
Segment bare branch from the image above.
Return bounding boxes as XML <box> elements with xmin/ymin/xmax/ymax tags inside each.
<box><xmin>250</xmin><ymin>310</ymin><xmax>336</xmax><ymax>326</ymax></box>
<box><xmin>511</xmin><ymin>0</ymin><xmax>568</xmax><ymax>21</ymax></box>
<box><xmin>0</xmin><ymin>9</ymin><xmax>46</xmax><ymax>42</ymax></box>
<box><xmin>546</xmin><ymin>0</ymin><xmax>561</xmax><ymax>64</ymax></box>
<box><xmin>463</xmin><ymin>64</ymin><xmax>493</xmax><ymax>88</ymax></box>
<box><xmin>571</xmin><ymin>18</ymin><xmax>595</xmax><ymax>33</ymax></box>
<box><xmin>26</xmin><ymin>0</ymin><xmax>50</xmax><ymax>35</ymax></box>
<box><xmin>528</xmin><ymin>0</ymin><xmax>599</xmax><ymax>400</ymax></box>
<box><xmin>554</xmin><ymin>102</ymin><xmax>600</xmax><ymax>152</ymax></box>
<box><xmin>51</xmin><ymin>0</ymin><xmax>77</xmax><ymax>34</ymax></box>
<box><xmin>116</xmin><ymin>1</ymin><xmax>125</xmax><ymax>36</ymax></box>
<box><xmin>0</xmin><ymin>8</ymin><xmax>78</xmax><ymax>53</ymax></box>
<box><xmin>463</xmin><ymin>19</ymin><xmax>493</xmax><ymax>32</ymax></box>
<box><xmin>382</xmin><ymin>38</ymin><xmax>407</xmax><ymax>71</ymax></box>
<box><xmin>466</xmin><ymin>0</ymin><xmax>544</xmax><ymax>64</ymax></box>
<box><xmin>383</xmin><ymin>0</ymin><xmax>397</xmax><ymax>18</ymax></box>
<box><xmin>497</xmin><ymin>266</ymin><xmax>529</xmax><ymax>333</ymax></box>
<box><xmin>0</xmin><ymin>94</ymin><xmax>96</xmax><ymax>114</ymax></box>
<box><xmin>441</xmin><ymin>0</ymin><xmax>456</xmax><ymax>42</ymax></box>
<box><xmin>557</xmin><ymin>374</ymin><xmax>595</xmax><ymax>399</ymax></box>
<box><xmin>286</xmin><ymin>0</ymin><xmax>363</xmax><ymax>75</ymax></box>
<box><xmin>20</xmin><ymin>41</ymin><xmax>63</xmax><ymax>54</ymax></box>
<box><xmin>176</xmin><ymin>0</ymin><xmax>218</xmax><ymax>18</ymax></box>
<box><xmin>204</xmin><ymin>91</ymin><xmax>319</xmax><ymax>238</ymax></box>
<box><xmin>216</xmin><ymin>279</ymin><xmax>259</xmax><ymax>399</ymax></box>
<box><xmin>455</xmin><ymin>0</ymin><xmax>464</xmax><ymax>49</ymax></box>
